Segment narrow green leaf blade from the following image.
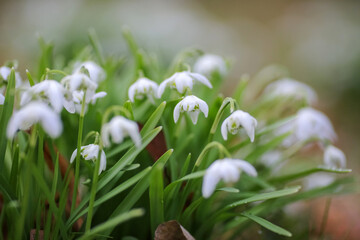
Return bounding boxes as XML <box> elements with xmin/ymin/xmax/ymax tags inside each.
<box><xmin>0</xmin><ymin>68</ymin><xmax>15</xmax><ymax>169</ymax></box>
<box><xmin>226</xmin><ymin>186</ymin><xmax>301</xmax><ymax>209</ymax></box>
<box><xmin>78</xmin><ymin>209</ymin><xmax>144</xmax><ymax>240</ymax></box>
<box><xmin>149</xmin><ymin>162</ymin><xmax>165</xmax><ymax>236</ymax></box>
<box><xmin>269</xmin><ymin>166</ymin><xmax>352</xmax><ymax>184</ymax></box>
<box><xmin>140</xmin><ymin>101</ymin><xmax>166</xmax><ymax>136</ymax></box>
<box><xmin>241</xmin><ymin>212</ymin><xmax>292</xmax><ymax>237</ymax></box>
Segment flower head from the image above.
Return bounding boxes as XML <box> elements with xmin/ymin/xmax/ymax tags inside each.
<box><xmin>194</xmin><ymin>54</ymin><xmax>227</xmax><ymax>77</ymax></box>
<box><xmin>221</xmin><ymin>110</ymin><xmax>257</xmax><ymax>142</ymax></box>
<box><xmin>7</xmin><ymin>101</ymin><xmax>63</xmax><ymax>139</ymax></box>
<box><xmin>202</xmin><ymin>158</ymin><xmax>257</xmax><ymax>198</ymax></box>
<box><xmin>173</xmin><ymin>95</ymin><xmax>208</xmax><ymax>124</ymax></box>
<box><xmin>264</xmin><ymin>78</ymin><xmax>317</xmax><ymax>105</ymax></box>
<box><xmin>61</xmin><ymin>73</ymin><xmax>106</xmax><ymax>113</ymax></box>
<box><xmin>101</xmin><ymin>116</ymin><xmax>141</xmax><ymax>148</ymax></box>
<box><xmin>324</xmin><ymin>145</ymin><xmax>346</xmax><ymax>168</ymax></box>
<box><xmin>157</xmin><ymin>71</ymin><xmax>212</xmax><ymax>97</ymax></box>
<box><xmin>20</xmin><ymin>80</ymin><xmax>67</xmax><ymax>113</ymax></box>
<box><xmin>73</xmin><ymin>61</ymin><xmax>106</xmax><ymax>83</ymax></box>
<box><xmin>128</xmin><ymin>77</ymin><xmax>158</xmax><ymax>103</ymax></box>
<box><xmin>0</xmin><ymin>66</ymin><xmax>23</xmax><ymax>88</ymax></box>
<box><xmin>70</xmin><ymin>144</ymin><xmax>106</xmax><ymax>175</ymax></box>
<box><xmin>277</xmin><ymin>107</ymin><xmax>337</xmax><ymax>146</ymax></box>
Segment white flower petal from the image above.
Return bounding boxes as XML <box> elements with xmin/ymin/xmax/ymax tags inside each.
<box><xmin>70</xmin><ymin>149</ymin><xmax>78</xmax><ymax>164</ymax></box>
<box><xmin>7</xmin><ymin>101</ymin><xmax>63</xmax><ymax>139</ymax></box>
<box><xmin>189</xmin><ymin>72</ymin><xmax>213</xmax><ymax>88</ymax></box>
<box><xmin>202</xmin><ymin>158</ymin><xmax>257</xmax><ymax>198</ymax></box>
<box><xmin>0</xmin><ymin>93</ymin><xmax>5</xmax><ymax>105</ymax></box>
<box><xmin>221</xmin><ymin>119</ymin><xmax>229</xmax><ymax>140</ymax></box>
<box><xmin>188</xmin><ymin>111</ymin><xmax>200</xmax><ymax>124</ymax></box>
<box><xmin>324</xmin><ymin>145</ymin><xmax>346</xmax><ymax>169</ymax></box>
<box><xmin>233</xmin><ymin>160</ymin><xmax>258</xmax><ymax>177</ymax></box>
<box><xmin>173</xmin><ymin>102</ymin><xmax>181</xmax><ymax>123</ymax></box>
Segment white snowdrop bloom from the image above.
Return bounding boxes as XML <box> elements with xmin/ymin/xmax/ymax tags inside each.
<box><xmin>260</xmin><ymin>150</ymin><xmax>282</xmax><ymax>167</ymax></box>
<box><xmin>324</xmin><ymin>145</ymin><xmax>346</xmax><ymax>169</ymax></box>
<box><xmin>173</xmin><ymin>95</ymin><xmax>209</xmax><ymax>124</ymax></box>
<box><xmin>61</xmin><ymin>73</ymin><xmax>98</xmax><ymax>102</ymax></box>
<box><xmin>0</xmin><ymin>66</ymin><xmax>23</xmax><ymax>87</ymax></box>
<box><xmin>157</xmin><ymin>71</ymin><xmax>212</xmax><ymax>97</ymax></box>
<box><xmin>277</xmin><ymin>107</ymin><xmax>337</xmax><ymax>147</ymax></box>
<box><xmin>221</xmin><ymin>110</ymin><xmax>258</xmax><ymax>142</ymax></box>
<box><xmin>194</xmin><ymin>54</ymin><xmax>227</xmax><ymax>77</ymax></box>
<box><xmin>128</xmin><ymin>77</ymin><xmax>158</xmax><ymax>103</ymax></box>
<box><xmin>304</xmin><ymin>173</ymin><xmax>335</xmax><ymax>190</ymax></box>
<box><xmin>20</xmin><ymin>80</ymin><xmax>66</xmax><ymax>113</ymax></box>
<box><xmin>70</xmin><ymin>144</ymin><xmax>106</xmax><ymax>175</ymax></box>
<box><xmin>7</xmin><ymin>101</ymin><xmax>63</xmax><ymax>139</ymax></box>
<box><xmin>74</xmin><ymin>61</ymin><xmax>106</xmax><ymax>83</ymax></box>
<box><xmin>61</xmin><ymin>73</ymin><xmax>106</xmax><ymax>113</ymax></box>
<box><xmin>202</xmin><ymin>158</ymin><xmax>257</xmax><ymax>198</ymax></box>
<box><xmin>101</xmin><ymin>116</ymin><xmax>141</xmax><ymax>148</ymax></box>
<box><xmin>0</xmin><ymin>93</ymin><xmax>4</xmax><ymax>105</ymax></box>
<box><xmin>264</xmin><ymin>78</ymin><xmax>317</xmax><ymax>105</ymax></box>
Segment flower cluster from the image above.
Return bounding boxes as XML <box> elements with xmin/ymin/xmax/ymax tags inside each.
<box><xmin>0</xmin><ymin>34</ymin><xmax>352</xmax><ymax>240</ymax></box>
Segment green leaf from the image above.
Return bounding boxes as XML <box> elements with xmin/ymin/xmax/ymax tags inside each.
<box><xmin>102</xmin><ymin>149</ymin><xmax>173</xmax><ymax>235</ymax></box>
<box><xmin>226</xmin><ymin>186</ymin><xmax>301</xmax><ymax>209</ymax></box>
<box><xmin>88</xmin><ymin>28</ymin><xmax>105</xmax><ymax>66</ymax></box>
<box><xmin>268</xmin><ymin>166</ymin><xmax>352</xmax><ymax>184</ymax></box>
<box><xmin>140</xmin><ymin>101</ymin><xmax>166</xmax><ymax>136</ymax></box>
<box><xmin>149</xmin><ymin>162</ymin><xmax>165</xmax><ymax>236</ymax></box>
<box><xmin>78</xmin><ymin>209</ymin><xmax>144</xmax><ymax>240</ymax></box>
<box><xmin>68</xmin><ymin>168</ymin><xmax>150</xmax><ymax>227</ymax></box>
<box><xmin>29</xmin><ymin>164</ymin><xmax>67</xmax><ymax>239</ymax></box>
<box><xmin>181</xmin><ymin>197</ymin><xmax>204</xmax><ymax>224</ymax></box>
<box><xmin>241</xmin><ymin>212</ymin><xmax>292</xmax><ymax>237</ymax></box>
<box><xmin>244</xmin><ymin>132</ymin><xmax>291</xmax><ymax>163</ymax></box>
<box><xmin>164</xmin><ymin>170</ymin><xmax>205</xmax><ymax>198</ymax></box>
<box><xmin>0</xmin><ymin>68</ymin><xmax>15</xmax><ymax>170</ymax></box>
<box><xmin>217</xmin><ymin>187</ymin><xmax>240</xmax><ymax>193</ymax></box>
<box><xmin>67</xmin><ymin>128</ymin><xmax>162</xmax><ymax>228</ymax></box>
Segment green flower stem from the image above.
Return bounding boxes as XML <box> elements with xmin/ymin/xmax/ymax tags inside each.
<box><xmin>85</xmin><ymin>144</ymin><xmax>103</xmax><ymax>232</ymax></box>
<box><xmin>208</xmin><ymin>97</ymin><xmax>238</xmax><ymax>142</ymax></box>
<box><xmin>102</xmin><ymin>105</ymin><xmax>132</xmax><ymax>125</ymax></box>
<box><xmin>194</xmin><ymin>141</ymin><xmax>231</xmax><ymax>171</ymax></box>
<box><xmin>15</xmin><ymin>126</ymin><xmax>38</xmax><ymax>240</ymax></box>
<box><xmin>71</xmin><ymin>93</ymin><xmax>86</xmax><ymax>214</ymax></box>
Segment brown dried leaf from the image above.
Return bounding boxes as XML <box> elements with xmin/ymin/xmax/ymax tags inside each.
<box><xmin>155</xmin><ymin>220</ymin><xmax>195</xmax><ymax>240</ymax></box>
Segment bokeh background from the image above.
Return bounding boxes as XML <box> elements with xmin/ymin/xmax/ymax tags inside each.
<box><xmin>1</xmin><ymin>0</ymin><xmax>359</xmax><ymax>238</ymax></box>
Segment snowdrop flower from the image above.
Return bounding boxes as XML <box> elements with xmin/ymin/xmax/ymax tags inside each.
<box><xmin>70</xmin><ymin>144</ymin><xmax>106</xmax><ymax>175</ymax></box>
<box><xmin>173</xmin><ymin>95</ymin><xmax>208</xmax><ymax>124</ymax></box>
<box><xmin>202</xmin><ymin>158</ymin><xmax>257</xmax><ymax>198</ymax></box>
<box><xmin>101</xmin><ymin>116</ymin><xmax>141</xmax><ymax>148</ymax></box>
<box><xmin>0</xmin><ymin>66</ymin><xmax>23</xmax><ymax>87</ymax></box>
<box><xmin>221</xmin><ymin>110</ymin><xmax>258</xmax><ymax>142</ymax></box>
<box><xmin>304</xmin><ymin>173</ymin><xmax>335</xmax><ymax>190</ymax></box>
<box><xmin>0</xmin><ymin>93</ymin><xmax>4</xmax><ymax>105</ymax></box>
<box><xmin>20</xmin><ymin>80</ymin><xmax>67</xmax><ymax>113</ymax></box>
<box><xmin>194</xmin><ymin>54</ymin><xmax>227</xmax><ymax>77</ymax></box>
<box><xmin>61</xmin><ymin>73</ymin><xmax>106</xmax><ymax>113</ymax></box>
<box><xmin>324</xmin><ymin>145</ymin><xmax>346</xmax><ymax>169</ymax></box>
<box><xmin>277</xmin><ymin>107</ymin><xmax>337</xmax><ymax>147</ymax></box>
<box><xmin>157</xmin><ymin>71</ymin><xmax>212</xmax><ymax>97</ymax></box>
<box><xmin>128</xmin><ymin>77</ymin><xmax>158</xmax><ymax>103</ymax></box>
<box><xmin>7</xmin><ymin>101</ymin><xmax>63</xmax><ymax>139</ymax></box>
<box><xmin>73</xmin><ymin>61</ymin><xmax>106</xmax><ymax>83</ymax></box>
<box><xmin>263</xmin><ymin>78</ymin><xmax>317</xmax><ymax>105</ymax></box>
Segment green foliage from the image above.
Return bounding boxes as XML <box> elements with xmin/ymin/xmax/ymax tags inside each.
<box><xmin>0</xmin><ymin>30</ymin><xmax>354</xmax><ymax>240</ymax></box>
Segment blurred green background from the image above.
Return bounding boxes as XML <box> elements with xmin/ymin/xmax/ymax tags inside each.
<box><xmin>1</xmin><ymin>0</ymin><xmax>359</xmax><ymax>238</ymax></box>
